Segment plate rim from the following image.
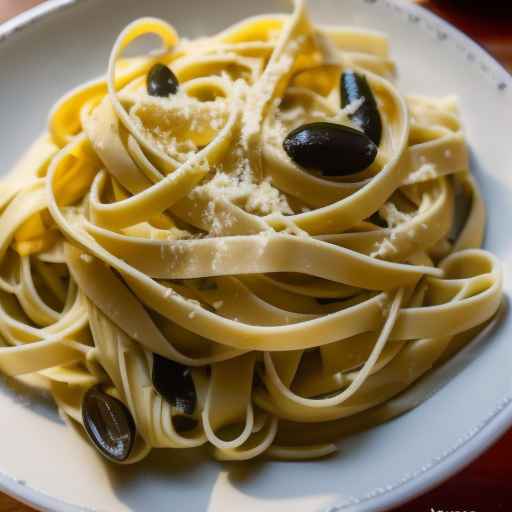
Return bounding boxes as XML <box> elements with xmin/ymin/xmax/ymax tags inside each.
<box><xmin>0</xmin><ymin>1</ymin><xmax>510</xmax><ymax>511</ymax></box>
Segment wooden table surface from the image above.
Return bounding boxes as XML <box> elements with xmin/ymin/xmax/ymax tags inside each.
<box><xmin>0</xmin><ymin>1</ymin><xmax>511</xmax><ymax>511</ymax></box>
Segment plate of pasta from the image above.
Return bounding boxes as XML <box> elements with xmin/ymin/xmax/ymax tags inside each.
<box><xmin>0</xmin><ymin>0</ymin><xmax>511</xmax><ymax>511</ymax></box>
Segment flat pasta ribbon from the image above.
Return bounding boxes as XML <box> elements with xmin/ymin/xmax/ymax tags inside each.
<box><xmin>0</xmin><ymin>0</ymin><xmax>503</xmax><ymax>462</ymax></box>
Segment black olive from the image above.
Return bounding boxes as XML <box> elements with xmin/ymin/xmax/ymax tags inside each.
<box><xmin>283</xmin><ymin>122</ymin><xmax>378</xmax><ymax>176</ymax></box>
<box><xmin>147</xmin><ymin>63</ymin><xmax>179</xmax><ymax>97</ymax></box>
<box><xmin>82</xmin><ymin>386</ymin><xmax>136</xmax><ymax>462</ymax></box>
<box><xmin>152</xmin><ymin>354</ymin><xmax>196</xmax><ymax>415</ymax></box>
<box><xmin>340</xmin><ymin>71</ymin><xmax>382</xmax><ymax>145</ymax></box>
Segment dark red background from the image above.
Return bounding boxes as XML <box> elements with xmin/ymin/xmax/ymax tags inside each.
<box><xmin>395</xmin><ymin>2</ymin><xmax>512</xmax><ymax>510</ymax></box>
<box><xmin>0</xmin><ymin>1</ymin><xmax>511</xmax><ymax>511</ymax></box>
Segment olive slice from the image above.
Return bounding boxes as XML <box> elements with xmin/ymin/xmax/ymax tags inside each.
<box><xmin>341</xmin><ymin>71</ymin><xmax>382</xmax><ymax>145</ymax></box>
<box><xmin>82</xmin><ymin>386</ymin><xmax>136</xmax><ymax>462</ymax></box>
<box><xmin>283</xmin><ymin>122</ymin><xmax>378</xmax><ymax>176</ymax></box>
<box><xmin>147</xmin><ymin>63</ymin><xmax>179</xmax><ymax>97</ymax></box>
<box><xmin>152</xmin><ymin>354</ymin><xmax>197</xmax><ymax>415</ymax></box>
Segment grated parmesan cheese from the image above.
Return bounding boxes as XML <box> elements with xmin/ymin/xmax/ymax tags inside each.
<box><xmin>370</xmin><ymin>238</ymin><xmax>398</xmax><ymax>258</ymax></box>
<box><xmin>405</xmin><ymin>164</ymin><xmax>437</xmax><ymax>184</ymax></box>
<box><xmin>379</xmin><ymin>203</ymin><xmax>412</xmax><ymax>228</ymax></box>
<box><xmin>241</xmin><ymin>36</ymin><xmax>305</xmax><ymax>150</ymax></box>
<box><xmin>194</xmin><ymin>170</ymin><xmax>292</xmax><ymax>223</ymax></box>
<box><xmin>129</xmin><ymin>90</ymin><xmax>229</xmax><ymax>161</ymax></box>
<box><xmin>211</xmin><ymin>239</ymin><xmax>228</xmax><ymax>271</ymax></box>
<box><xmin>80</xmin><ymin>253</ymin><xmax>93</xmax><ymax>264</ymax></box>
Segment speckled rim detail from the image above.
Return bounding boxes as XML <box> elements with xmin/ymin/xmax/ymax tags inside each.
<box><xmin>331</xmin><ymin>335</ymin><xmax>512</xmax><ymax>511</ymax></box>
<box><xmin>0</xmin><ymin>4</ymin><xmax>90</xmax><ymax>512</ymax></box>
<box><xmin>336</xmin><ymin>3</ymin><xmax>511</xmax><ymax>509</ymax></box>
<box><xmin>0</xmin><ymin>1</ymin><xmax>510</xmax><ymax>512</ymax></box>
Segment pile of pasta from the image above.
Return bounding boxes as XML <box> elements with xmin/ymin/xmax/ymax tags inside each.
<box><xmin>0</xmin><ymin>0</ymin><xmax>502</xmax><ymax>462</ymax></box>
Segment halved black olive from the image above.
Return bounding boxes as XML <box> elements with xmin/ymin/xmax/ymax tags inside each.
<box><xmin>341</xmin><ymin>71</ymin><xmax>382</xmax><ymax>146</ymax></box>
<box><xmin>283</xmin><ymin>122</ymin><xmax>378</xmax><ymax>176</ymax></box>
<box><xmin>82</xmin><ymin>386</ymin><xmax>136</xmax><ymax>462</ymax></box>
<box><xmin>147</xmin><ymin>63</ymin><xmax>179</xmax><ymax>97</ymax></box>
<box><xmin>152</xmin><ymin>354</ymin><xmax>196</xmax><ymax>415</ymax></box>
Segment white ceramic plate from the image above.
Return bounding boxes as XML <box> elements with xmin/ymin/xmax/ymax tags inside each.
<box><xmin>0</xmin><ymin>1</ymin><xmax>511</xmax><ymax>511</ymax></box>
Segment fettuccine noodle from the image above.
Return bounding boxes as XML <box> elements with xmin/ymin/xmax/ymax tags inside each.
<box><xmin>0</xmin><ymin>0</ymin><xmax>502</xmax><ymax>463</ymax></box>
